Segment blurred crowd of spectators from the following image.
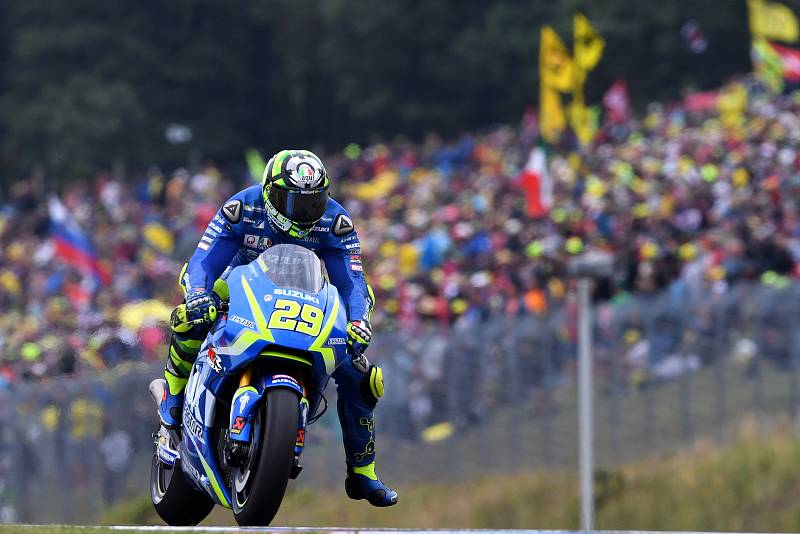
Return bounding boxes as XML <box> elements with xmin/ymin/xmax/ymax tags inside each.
<box><xmin>337</xmin><ymin>79</ymin><xmax>799</xmax><ymax>331</ymax></box>
<box><xmin>1</xmin><ymin>76</ymin><xmax>799</xmax><ymax>384</ymax></box>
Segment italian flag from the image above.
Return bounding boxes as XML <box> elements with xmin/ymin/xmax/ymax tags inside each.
<box><xmin>517</xmin><ymin>145</ymin><xmax>553</xmax><ymax>218</ymax></box>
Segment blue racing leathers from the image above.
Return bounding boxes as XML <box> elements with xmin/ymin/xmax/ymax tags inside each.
<box><xmin>184</xmin><ymin>185</ymin><xmax>371</xmax><ymax>323</ymax></box>
<box><xmin>170</xmin><ymin>185</ymin><xmax>380</xmax><ymax>469</ymax></box>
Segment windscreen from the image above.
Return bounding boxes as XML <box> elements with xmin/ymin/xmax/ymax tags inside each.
<box><xmin>258</xmin><ymin>244</ymin><xmax>324</xmax><ymax>294</ymax></box>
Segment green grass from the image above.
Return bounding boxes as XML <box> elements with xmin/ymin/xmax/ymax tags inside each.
<box><xmin>366</xmin><ymin>355</ymin><xmax>800</xmax><ymax>490</ymax></box>
<box><xmin>98</xmin><ymin>418</ymin><xmax>800</xmax><ymax>531</ymax></box>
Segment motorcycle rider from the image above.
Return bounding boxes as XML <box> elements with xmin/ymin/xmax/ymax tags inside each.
<box><xmin>159</xmin><ymin>149</ymin><xmax>397</xmax><ymax>507</ymax></box>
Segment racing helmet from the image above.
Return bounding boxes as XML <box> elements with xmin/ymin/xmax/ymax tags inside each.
<box><xmin>261</xmin><ymin>149</ymin><xmax>330</xmax><ymax>239</ymax></box>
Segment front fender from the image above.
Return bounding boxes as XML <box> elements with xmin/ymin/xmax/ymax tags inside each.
<box><xmin>228</xmin><ymin>372</ymin><xmax>304</xmax><ymax>443</ymax></box>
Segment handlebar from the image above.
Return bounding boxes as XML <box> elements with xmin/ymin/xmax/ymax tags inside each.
<box><xmin>190</xmin><ymin>298</ymin><xmax>369</xmax><ymax>372</ymax></box>
<box><xmin>187</xmin><ymin>300</ymin><xmax>229</xmax><ymax>326</ymax></box>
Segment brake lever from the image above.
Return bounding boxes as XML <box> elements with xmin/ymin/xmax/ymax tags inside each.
<box><xmin>187</xmin><ymin>301</ymin><xmax>229</xmax><ymax>326</ymax></box>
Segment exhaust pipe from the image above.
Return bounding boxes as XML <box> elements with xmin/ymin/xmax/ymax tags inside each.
<box><xmin>149</xmin><ymin>378</ymin><xmax>166</xmax><ymax>406</ymax></box>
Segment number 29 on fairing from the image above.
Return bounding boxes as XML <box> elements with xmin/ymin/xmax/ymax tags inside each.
<box><xmin>267</xmin><ymin>299</ymin><xmax>323</xmax><ymax>336</ymax></box>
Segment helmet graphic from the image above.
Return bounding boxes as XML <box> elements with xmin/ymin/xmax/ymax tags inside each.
<box><xmin>261</xmin><ymin>149</ymin><xmax>330</xmax><ymax>238</ymax></box>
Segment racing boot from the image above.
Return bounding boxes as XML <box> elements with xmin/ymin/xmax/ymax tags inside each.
<box><xmin>345</xmin><ymin>461</ymin><xmax>398</xmax><ymax>507</ymax></box>
<box><xmin>159</xmin><ymin>367</ymin><xmax>187</xmax><ymax>429</ymax></box>
<box><xmin>335</xmin><ymin>360</ymin><xmax>398</xmax><ymax>507</ymax></box>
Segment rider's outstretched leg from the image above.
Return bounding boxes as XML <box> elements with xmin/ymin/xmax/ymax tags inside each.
<box><xmin>333</xmin><ymin>358</ymin><xmax>397</xmax><ymax>507</ymax></box>
<box><xmin>159</xmin><ymin>304</ymin><xmax>208</xmax><ymax>428</ymax></box>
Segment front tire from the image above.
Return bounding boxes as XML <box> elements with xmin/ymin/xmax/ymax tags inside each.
<box><xmin>233</xmin><ymin>387</ymin><xmax>299</xmax><ymax>526</ymax></box>
<box><xmin>151</xmin><ymin>447</ymin><xmax>215</xmax><ymax>526</ymax></box>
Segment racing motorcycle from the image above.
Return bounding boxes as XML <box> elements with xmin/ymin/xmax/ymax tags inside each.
<box><xmin>149</xmin><ymin>244</ymin><xmax>352</xmax><ymax>526</ymax></box>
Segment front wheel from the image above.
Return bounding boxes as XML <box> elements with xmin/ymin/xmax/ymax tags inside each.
<box><xmin>233</xmin><ymin>387</ymin><xmax>299</xmax><ymax>526</ymax></box>
<box><xmin>150</xmin><ymin>444</ymin><xmax>215</xmax><ymax>526</ymax></box>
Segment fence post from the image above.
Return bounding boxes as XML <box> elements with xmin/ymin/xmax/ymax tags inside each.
<box><xmin>714</xmin><ymin>300</ymin><xmax>728</xmax><ymax>441</ymax></box>
<box><xmin>507</xmin><ymin>317</ymin><xmax>522</xmax><ymax>474</ymax></box>
<box><xmin>752</xmin><ymin>289</ymin><xmax>765</xmax><ymax>432</ymax></box>
<box><xmin>541</xmin><ymin>322</ymin><xmax>556</xmax><ymax>466</ymax></box>
<box><xmin>679</xmin><ymin>303</ymin><xmax>692</xmax><ymax>443</ymax></box>
<box><xmin>608</xmin><ymin>321</ymin><xmax>621</xmax><ymax>464</ymax></box>
<box><xmin>577</xmin><ymin>278</ymin><xmax>595</xmax><ymax>532</ymax></box>
<box><xmin>570</xmin><ymin>251</ymin><xmax>613</xmax><ymax>532</ymax></box>
<box><xmin>790</xmin><ymin>286</ymin><xmax>800</xmax><ymax>420</ymax></box>
<box><xmin>446</xmin><ymin>330</ymin><xmax>461</xmax><ymax>481</ymax></box>
<box><xmin>642</xmin><ymin>297</ymin><xmax>655</xmax><ymax>450</ymax></box>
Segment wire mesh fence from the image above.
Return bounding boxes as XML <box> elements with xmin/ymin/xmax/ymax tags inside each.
<box><xmin>3</xmin><ymin>281</ymin><xmax>800</xmax><ymax>523</ymax></box>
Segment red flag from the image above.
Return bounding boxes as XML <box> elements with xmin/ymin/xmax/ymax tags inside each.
<box><xmin>772</xmin><ymin>42</ymin><xmax>800</xmax><ymax>82</ymax></box>
<box><xmin>64</xmin><ymin>281</ymin><xmax>91</xmax><ymax>307</ymax></box>
<box><xmin>517</xmin><ymin>147</ymin><xmax>552</xmax><ymax>218</ymax></box>
<box><xmin>603</xmin><ymin>81</ymin><xmax>630</xmax><ymax>124</ymax></box>
<box><xmin>683</xmin><ymin>90</ymin><xmax>719</xmax><ymax>112</ymax></box>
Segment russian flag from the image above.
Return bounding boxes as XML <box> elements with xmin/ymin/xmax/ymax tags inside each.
<box><xmin>48</xmin><ymin>196</ymin><xmax>112</xmax><ymax>286</ymax></box>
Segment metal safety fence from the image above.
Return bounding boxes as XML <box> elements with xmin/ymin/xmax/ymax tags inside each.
<box><xmin>2</xmin><ymin>281</ymin><xmax>800</xmax><ymax>523</ymax></box>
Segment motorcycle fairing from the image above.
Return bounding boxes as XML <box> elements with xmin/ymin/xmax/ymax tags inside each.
<box><xmin>204</xmin><ymin>260</ymin><xmax>350</xmax><ymax>380</ymax></box>
<box><xmin>228</xmin><ymin>374</ymin><xmax>305</xmax><ymax>443</ymax></box>
<box><xmin>181</xmin><ymin>356</ymin><xmax>232</xmax><ymax>508</ymax></box>
<box><xmin>178</xmin><ymin>248</ymin><xmax>351</xmax><ymax>510</ymax></box>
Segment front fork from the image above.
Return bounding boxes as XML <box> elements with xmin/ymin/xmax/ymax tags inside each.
<box><xmin>224</xmin><ymin>366</ymin><xmax>308</xmax><ymax>478</ymax></box>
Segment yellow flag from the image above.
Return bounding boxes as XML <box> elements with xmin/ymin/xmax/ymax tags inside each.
<box><xmin>574</xmin><ymin>14</ymin><xmax>605</xmax><ymax>74</ymax></box>
<box><xmin>749</xmin><ymin>0</ymin><xmax>799</xmax><ymax>43</ymax></box>
<box><xmin>717</xmin><ymin>82</ymin><xmax>747</xmax><ymax>128</ymax></box>
<box><xmin>752</xmin><ymin>37</ymin><xmax>785</xmax><ymax>92</ymax></box>
<box><xmin>540</xmin><ymin>85</ymin><xmax>567</xmax><ymax>143</ymax></box>
<box><xmin>540</xmin><ymin>26</ymin><xmax>573</xmax><ymax>92</ymax></box>
<box><xmin>348</xmin><ymin>170</ymin><xmax>399</xmax><ymax>201</ymax></box>
<box><xmin>143</xmin><ymin>221</ymin><xmax>174</xmax><ymax>254</ymax></box>
<box><xmin>571</xmin><ymin>14</ymin><xmax>603</xmax><ymax>145</ymax></box>
<box><xmin>569</xmin><ymin>90</ymin><xmax>598</xmax><ymax>146</ymax></box>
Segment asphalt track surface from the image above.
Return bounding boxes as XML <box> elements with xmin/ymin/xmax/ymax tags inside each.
<box><xmin>15</xmin><ymin>529</ymin><xmax>797</xmax><ymax>534</ymax></box>
<box><xmin>109</xmin><ymin>530</ymin><xmax>800</xmax><ymax>534</ymax></box>
<box><xmin>104</xmin><ymin>530</ymin><xmax>800</xmax><ymax>534</ymax></box>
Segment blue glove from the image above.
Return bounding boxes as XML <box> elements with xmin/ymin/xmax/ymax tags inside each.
<box><xmin>185</xmin><ymin>289</ymin><xmax>220</xmax><ymax>325</ymax></box>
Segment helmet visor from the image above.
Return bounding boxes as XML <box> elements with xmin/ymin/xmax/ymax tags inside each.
<box><xmin>268</xmin><ymin>186</ymin><xmax>328</xmax><ymax>226</ymax></box>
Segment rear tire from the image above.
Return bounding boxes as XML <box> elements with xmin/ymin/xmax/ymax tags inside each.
<box><xmin>151</xmin><ymin>443</ymin><xmax>215</xmax><ymax>525</ymax></box>
<box><xmin>233</xmin><ymin>387</ymin><xmax>299</xmax><ymax>526</ymax></box>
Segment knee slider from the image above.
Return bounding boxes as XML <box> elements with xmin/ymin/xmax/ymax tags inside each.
<box><xmin>360</xmin><ymin>365</ymin><xmax>384</xmax><ymax>408</ymax></box>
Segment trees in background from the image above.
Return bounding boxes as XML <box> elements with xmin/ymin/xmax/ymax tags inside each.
<box><xmin>0</xmin><ymin>0</ymin><xmax>768</xmax><ymax>180</ymax></box>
